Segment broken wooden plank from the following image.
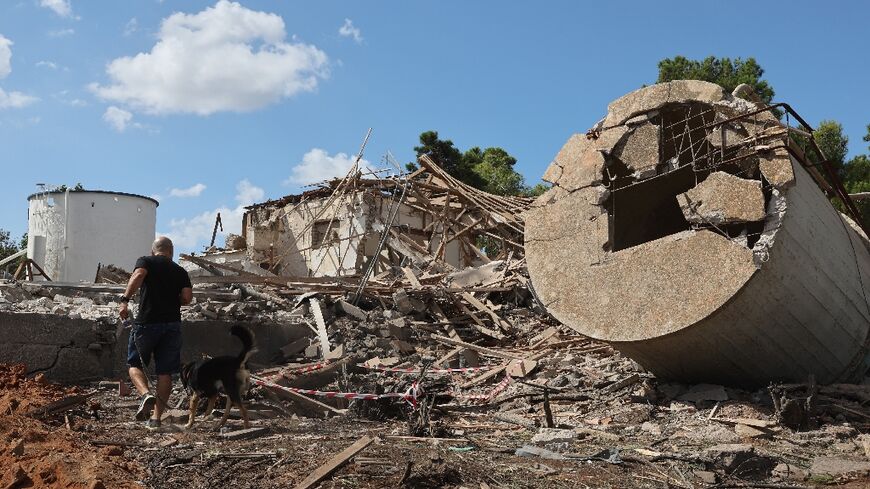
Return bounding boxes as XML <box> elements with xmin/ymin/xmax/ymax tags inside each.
<box><xmin>402</xmin><ymin>267</ymin><xmax>422</xmax><ymax>289</ymax></box>
<box><xmin>434</xmin><ymin>347</ymin><xmax>463</xmax><ymax>368</ymax></box>
<box><xmin>259</xmin><ymin>382</ymin><xmax>346</xmax><ymax>417</ymax></box>
<box><xmin>461</xmin><ymin>291</ymin><xmax>513</xmax><ymax>331</ymax></box>
<box><xmin>220</xmin><ymin>426</ymin><xmax>270</xmax><ymax>441</ymax></box>
<box><xmin>453</xmin><ymin>299</ymin><xmax>507</xmax><ymax>340</ymax></box>
<box><xmin>293</xmin><ymin>436</ymin><xmax>374</xmax><ymax>489</ymax></box>
<box><xmin>309</xmin><ymin>298</ymin><xmax>331</xmax><ymax>358</ymax></box>
<box><xmin>431</xmin><ymin>334</ymin><xmax>523</xmax><ymax>360</ymax></box>
<box><xmin>28</xmin><ymin>391</ymin><xmax>98</xmax><ymax>416</ymax></box>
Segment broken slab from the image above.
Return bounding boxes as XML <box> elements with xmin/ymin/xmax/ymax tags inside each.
<box><xmin>604</xmin><ymin>79</ymin><xmax>727</xmax><ymax>127</ymax></box>
<box><xmin>613</xmin><ymin>122</ymin><xmax>660</xmax><ymax>177</ymax></box>
<box><xmin>678</xmin><ymin>172</ymin><xmax>766</xmax><ymax>225</ymax></box>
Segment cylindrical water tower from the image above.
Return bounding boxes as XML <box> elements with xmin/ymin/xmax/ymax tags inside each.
<box><xmin>26</xmin><ymin>189</ymin><xmax>158</xmax><ymax>282</ymax></box>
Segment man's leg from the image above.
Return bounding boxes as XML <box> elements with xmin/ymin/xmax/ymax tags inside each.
<box><xmin>153</xmin><ymin>374</ymin><xmax>172</xmax><ymax>420</ymax></box>
<box><xmin>127</xmin><ymin>325</ymin><xmax>157</xmax><ymax>421</ymax></box>
<box><xmin>152</xmin><ymin>322</ymin><xmax>183</xmax><ymax>422</ymax></box>
<box><xmin>129</xmin><ymin>366</ymin><xmax>150</xmax><ymax>396</ymax></box>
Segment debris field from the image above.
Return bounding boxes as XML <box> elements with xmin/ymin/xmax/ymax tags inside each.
<box><xmin>3</xmin><ymin>80</ymin><xmax>870</xmax><ymax>488</ymax></box>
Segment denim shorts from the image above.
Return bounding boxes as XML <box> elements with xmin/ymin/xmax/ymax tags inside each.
<box><xmin>127</xmin><ymin>322</ymin><xmax>182</xmax><ymax>375</ymax></box>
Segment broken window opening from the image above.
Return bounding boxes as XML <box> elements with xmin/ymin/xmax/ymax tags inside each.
<box><xmin>311</xmin><ymin>220</ymin><xmax>341</xmax><ymax>248</ymax></box>
<box><xmin>608</xmin><ymin>164</ymin><xmax>697</xmax><ymax>252</ymax></box>
<box><xmin>659</xmin><ymin>103</ymin><xmax>717</xmax><ymax>172</ymax></box>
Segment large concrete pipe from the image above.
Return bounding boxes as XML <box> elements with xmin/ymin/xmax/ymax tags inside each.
<box><xmin>526</xmin><ymin>80</ymin><xmax>870</xmax><ymax>387</ymax></box>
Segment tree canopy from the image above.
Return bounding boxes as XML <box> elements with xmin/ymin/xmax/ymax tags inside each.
<box><xmin>409</xmin><ymin>131</ymin><xmax>547</xmax><ymax>197</ymax></box>
<box><xmin>655</xmin><ymin>55</ymin><xmax>870</xmax><ymax>227</ymax></box>
<box><xmin>657</xmin><ymin>56</ymin><xmax>775</xmax><ymax>105</ymax></box>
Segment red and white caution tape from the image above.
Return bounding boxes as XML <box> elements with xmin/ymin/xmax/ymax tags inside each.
<box><xmin>360</xmin><ymin>365</ymin><xmax>496</xmax><ymax>375</ymax></box>
<box><xmin>252</xmin><ymin>376</ymin><xmax>422</xmax><ymax>407</ymax></box>
<box><xmin>264</xmin><ymin>361</ymin><xmax>334</xmax><ymax>381</ymax></box>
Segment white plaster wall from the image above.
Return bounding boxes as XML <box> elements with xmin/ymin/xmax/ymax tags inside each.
<box><xmin>27</xmin><ymin>192</ymin><xmax>156</xmax><ymax>282</ymax></box>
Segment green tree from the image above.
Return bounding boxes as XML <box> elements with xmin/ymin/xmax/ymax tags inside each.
<box><xmin>791</xmin><ymin>120</ymin><xmax>850</xmax><ymax>180</ymax></box>
<box><xmin>657</xmin><ymin>56</ymin><xmax>775</xmax><ymax>105</ymax></box>
<box><xmin>0</xmin><ymin>229</ymin><xmax>26</xmax><ymax>273</ymax></box>
<box><xmin>410</xmin><ymin>131</ymin><xmax>483</xmax><ymax>188</ymax></box>
<box><xmin>465</xmin><ymin>147</ymin><xmax>525</xmax><ymax>196</ymax></box>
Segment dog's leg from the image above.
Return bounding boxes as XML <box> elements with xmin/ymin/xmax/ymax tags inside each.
<box><xmin>215</xmin><ymin>396</ymin><xmax>232</xmax><ymax>430</ymax></box>
<box><xmin>238</xmin><ymin>401</ymin><xmax>251</xmax><ymax>429</ymax></box>
<box><xmin>185</xmin><ymin>392</ymin><xmax>200</xmax><ymax>430</ymax></box>
<box><xmin>204</xmin><ymin>395</ymin><xmax>218</xmax><ymax>417</ymax></box>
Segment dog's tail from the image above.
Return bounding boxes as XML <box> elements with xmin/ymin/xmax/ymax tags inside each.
<box><xmin>230</xmin><ymin>325</ymin><xmax>255</xmax><ymax>365</ymax></box>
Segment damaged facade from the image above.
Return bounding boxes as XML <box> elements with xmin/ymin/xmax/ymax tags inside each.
<box><xmin>525</xmin><ymin>80</ymin><xmax>870</xmax><ymax>387</ymax></box>
<box><xmin>211</xmin><ymin>156</ymin><xmax>530</xmax><ymax>278</ymax></box>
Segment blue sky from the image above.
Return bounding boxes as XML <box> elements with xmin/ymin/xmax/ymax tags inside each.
<box><xmin>1</xmin><ymin>0</ymin><xmax>868</xmax><ymax>253</ymax></box>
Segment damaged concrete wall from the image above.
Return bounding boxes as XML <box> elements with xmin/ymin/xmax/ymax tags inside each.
<box><xmin>245</xmin><ymin>189</ymin><xmax>471</xmax><ymax>277</ymax></box>
<box><xmin>526</xmin><ymin>80</ymin><xmax>870</xmax><ymax>386</ymax></box>
<box><xmin>0</xmin><ymin>311</ymin><xmax>309</xmax><ymax>383</ymax></box>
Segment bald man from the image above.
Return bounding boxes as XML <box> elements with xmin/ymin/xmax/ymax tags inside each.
<box><xmin>119</xmin><ymin>236</ymin><xmax>193</xmax><ymax>430</ymax></box>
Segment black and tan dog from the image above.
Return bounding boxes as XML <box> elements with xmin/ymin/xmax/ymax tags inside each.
<box><xmin>180</xmin><ymin>325</ymin><xmax>255</xmax><ymax>430</ymax></box>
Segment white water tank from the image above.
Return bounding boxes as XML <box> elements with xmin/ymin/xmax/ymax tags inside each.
<box><xmin>26</xmin><ymin>189</ymin><xmax>158</xmax><ymax>282</ymax></box>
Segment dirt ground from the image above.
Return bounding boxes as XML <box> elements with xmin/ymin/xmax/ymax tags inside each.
<box><xmin>0</xmin><ymin>363</ymin><xmax>142</xmax><ymax>488</ymax></box>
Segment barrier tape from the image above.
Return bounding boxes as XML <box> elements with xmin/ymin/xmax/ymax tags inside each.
<box><xmin>360</xmin><ymin>365</ymin><xmax>496</xmax><ymax>375</ymax></box>
<box><xmin>252</xmin><ymin>376</ymin><xmax>422</xmax><ymax>407</ymax></box>
<box><xmin>266</xmin><ymin>361</ymin><xmax>495</xmax><ymax>381</ymax></box>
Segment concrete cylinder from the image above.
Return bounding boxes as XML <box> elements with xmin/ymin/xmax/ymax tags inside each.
<box><xmin>27</xmin><ymin>190</ymin><xmax>158</xmax><ymax>282</ymax></box>
<box><xmin>526</xmin><ymin>80</ymin><xmax>870</xmax><ymax>386</ymax></box>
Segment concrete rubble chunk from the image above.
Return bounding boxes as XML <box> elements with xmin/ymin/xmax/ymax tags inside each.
<box><xmin>759</xmin><ymin>149</ymin><xmax>795</xmax><ymax>189</ymax></box>
<box><xmin>613</xmin><ymin>122</ymin><xmax>660</xmax><ymax>177</ymax></box>
<box><xmin>531</xmin><ymin>428</ymin><xmax>576</xmax><ymax>444</ymax></box>
<box><xmin>678</xmin><ymin>172</ymin><xmax>766</xmax><ymax>225</ymax></box>
<box><xmin>604</xmin><ymin>80</ymin><xmax>727</xmax><ymax>127</ymax></box>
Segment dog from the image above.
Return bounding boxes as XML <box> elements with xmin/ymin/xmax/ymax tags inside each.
<box><xmin>180</xmin><ymin>325</ymin><xmax>255</xmax><ymax>430</ymax></box>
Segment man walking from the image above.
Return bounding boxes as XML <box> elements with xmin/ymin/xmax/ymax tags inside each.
<box><xmin>119</xmin><ymin>236</ymin><xmax>193</xmax><ymax>429</ymax></box>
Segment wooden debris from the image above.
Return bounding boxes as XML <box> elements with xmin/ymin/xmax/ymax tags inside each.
<box><xmin>220</xmin><ymin>426</ymin><xmax>270</xmax><ymax>441</ymax></box>
<box><xmin>293</xmin><ymin>436</ymin><xmax>374</xmax><ymax>489</ymax></box>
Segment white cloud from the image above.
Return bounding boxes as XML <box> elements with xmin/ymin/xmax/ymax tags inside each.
<box><xmin>102</xmin><ymin>106</ymin><xmax>137</xmax><ymax>132</ymax></box>
<box><xmin>0</xmin><ymin>35</ymin><xmax>39</xmax><ymax>109</ymax></box>
<box><xmin>0</xmin><ymin>89</ymin><xmax>39</xmax><ymax>109</ymax></box>
<box><xmin>90</xmin><ymin>0</ymin><xmax>329</xmax><ymax>115</ymax></box>
<box><xmin>124</xmin><ymin>17</ymin><xmax>138</xmax><ymax>36</ymax></box>
<box><xmin>235</xmin><ymin>178</ymin><xmax>265</xmax><ymax>205</ymax></box>
<box><xmin>0</xmin><ymin>35</ymin><xmax>12</xmax><ymax>78</ymax></box>
<box><xmin>338</xmin><ymin>18</ymin><xmax>363</xmax><ymax>43</ymax></box>
<box><xmin>161</xmin><ymin>179</ymin><xmax>265</xmax><ymax>250</ymax></box>
<box><xmin>48</xmin><ymin>28</ymin><xmax>75</xmax><ymax>38</ymax></box>
<box><xmin>40</xmin><ymin>0</ymin><xmax>74</xmax><ymax>18</ymax></box>
<box><xmin>169</xmin><ymin>183</ymin><xmax>207</xmax><ymax>198</ymax></box>
<box><xmin>285</xmin><ymin>148</ymin><xmax>373</xmax><ymax>186</ymax></box>
<box><xmin>36</xmin><ymin>60</ymin><xmax>58</xmax><ymax>70</ymax></box>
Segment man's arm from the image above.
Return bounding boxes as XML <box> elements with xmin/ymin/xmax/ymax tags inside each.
<box><xmin>119</xmin><ymin>267</ymin><xmax>148</xmax><ymax>320</ymax></box>
<box><xmin>180</xmin><ymin>287</ymin><xmax>193</xmax><ymax>306</ymax></box>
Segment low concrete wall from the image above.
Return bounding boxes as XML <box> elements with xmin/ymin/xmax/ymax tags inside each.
<box><xmin>0</xmin><ymin>312</ymin><xmax>309</xmax><ymax>383</ymax></box>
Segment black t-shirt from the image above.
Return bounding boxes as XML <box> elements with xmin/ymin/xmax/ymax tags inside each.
<box><xmin>133</xmin><ymin>255</ymin><xmax>192</xmax><ymax>324</ymax></box>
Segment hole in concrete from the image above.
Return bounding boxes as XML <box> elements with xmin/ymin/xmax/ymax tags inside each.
<box><xmin>608</xmin><ymin>164</ymin><xmax>696</xmax><ymax>252</ymax></box>
<box><xmin>659</xmin><ymin>102</ymin><xmax>717</xmax><ymax>170</ymax></box>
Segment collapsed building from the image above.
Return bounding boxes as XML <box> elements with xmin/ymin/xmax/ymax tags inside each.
<box><xmin>525</xmin><ymin>80</ymin><xmax>870</xmax><ymax>387</ymax></box>
<box><xmin>192</xmin><ymin>156</ymin><xmax>530</xmax><ymax>279</ymax></box>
